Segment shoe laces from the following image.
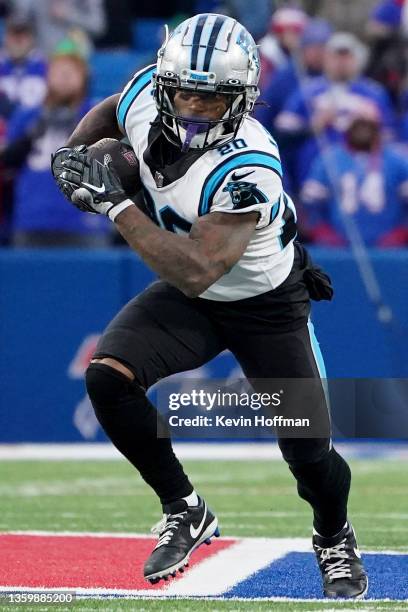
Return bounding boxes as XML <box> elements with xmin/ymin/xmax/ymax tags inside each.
<box><xmin>315</xmin><ymin>537</ymin><xmax>352</xmax><ymax>580</ymax></box>
<box><xmin>151</xmin><ymin>512</ymin><xmax>187</xmax><ymax>549</ymax></box>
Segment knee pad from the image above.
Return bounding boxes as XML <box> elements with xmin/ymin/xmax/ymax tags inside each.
<box><xmin>85</xmin><ymin>362</ymin><xmax>137</xmax><ymax>407</ymax></box>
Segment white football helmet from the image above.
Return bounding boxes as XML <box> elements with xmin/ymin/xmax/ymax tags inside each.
<box><xmin>153</xmin><ymin>13</ymin><xmax>260</xmax><ymax>151</ymax></box>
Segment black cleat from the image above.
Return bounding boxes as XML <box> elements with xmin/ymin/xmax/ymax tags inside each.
<box><xmin>313</xmin><ymin>522</ymin><xmax>368</xmax><ymax>599</ymax></box>
<box><xmin>144</xmin><ymin>496</ymin><xmax>219</xmax><ymax>583</ymax></box>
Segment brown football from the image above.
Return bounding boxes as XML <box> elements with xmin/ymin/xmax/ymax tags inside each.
<box><xmin>88</xmin><ymin>138</ymin><xmax>142</xmax><ymax>197</ymax></box>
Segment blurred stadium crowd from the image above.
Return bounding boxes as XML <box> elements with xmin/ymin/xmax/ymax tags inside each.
<box><xmin>0</xmin><ymin>0</ymin><xmax>407</xmax><ymax>248</ymax></box>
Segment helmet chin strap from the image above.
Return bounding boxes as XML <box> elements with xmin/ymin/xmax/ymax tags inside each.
<box><xmin>181</xmin><ymin>123</ymin><xmax>201</xmax><ymax>152</ymax></box>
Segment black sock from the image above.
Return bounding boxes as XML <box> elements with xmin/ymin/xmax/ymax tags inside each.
<box><xmin>289</xmin><ymin>447</ymin><xmax>351</xmax><ymax>537</ymax></box>
<box><xmin>86</xmin><ymin>363</ymin><xmax>193</xmax><ymax>504</ymax></box>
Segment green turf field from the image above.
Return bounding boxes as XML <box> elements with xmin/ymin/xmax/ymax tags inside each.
<box><xmin>1</xmin><ymin>458</ymin><xmax>408</xmax><ymax>611</ymax></box>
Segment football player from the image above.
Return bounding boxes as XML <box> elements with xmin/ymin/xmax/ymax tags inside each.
<box><xmin>51</xmin><ymin>14</ymin><xmax>367</xmax><ymax>597</ymax></box>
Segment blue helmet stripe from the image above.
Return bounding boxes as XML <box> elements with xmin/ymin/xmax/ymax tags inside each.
<box><xmin>202</xmin><ymin>15</ymin><xmax>226</xmax><ymax>72</ymax></box>
<box><xmin>117</xmin><ymin>64</ymin><xmax>155</xmax><ymax>130</ymax></box>
<box><xmin>190</xmin><ymin>14</ymin><xmax>208</xmax><ymax>70</ymax></box>
<box><xmin>198</xmin><ymin>151</ymin><xmax>283</xmax><ymax>216</ymax></box>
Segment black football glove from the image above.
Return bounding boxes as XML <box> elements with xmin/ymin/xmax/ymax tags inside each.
<box><xmin>62</xmin><ymin>150</ymin><xmax>134</xmax><ymax>220</ymax></box>
<box><xmin>51</xmin><ymin>144</ymin><xmax>88</xmax><ymax>201</ymax></box>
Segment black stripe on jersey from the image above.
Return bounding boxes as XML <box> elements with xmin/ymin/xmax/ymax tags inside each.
<box><xmin>117</xmin><ymin>64</ymin><xmax>155</xmax><ymax>124</ymax></box>
<box><xmin>280</xmin><ymin>193</ymin><xmax>297</xmax><ymax>248</ymax></box>
<box><xmin>190</xmin><ymin>14</ymin><xmax>208</xmax><ymax>70</ymax></box>
<box><xmin>142</xmin><ymin>187</ymin><xmax>161</xmax><ymax>226</ymax></box>
<box><xmin>202</xmin><ymin>15</ymin><xmax>226</xmax><ymax>72</ymax></box>
<box><xmin>198</xmin><ymin>150</ymin><xmax>283</xmax><ymax>217</ymax></box>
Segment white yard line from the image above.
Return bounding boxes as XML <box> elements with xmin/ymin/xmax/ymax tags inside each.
<box><xmin>0</xmin><ymin>534</ymin><xmax>406</xmax><ymax>600</ymax></box>
<box><xmin>220</xmin><ymin>511</ymin><xmax>408</xmax><ymax>520</ymax></box>
<box><xmin>0</xmin><ymin>589</ymin><xmax>406</xmax><ymax>603</ymax></box>
<box><xmin>0</xmin><ymin>538</ymin><xmax>312</xmax><ymax>599</ymax></box>
<box><xmin>1</xmin><ymin>442</ymin><xmax>408</xmax><ymax>461</ymax></box>
<box><xmin>164</xmin><ymin>537</ymin><xmax>311</xmax><ymax>596</ymax></box>
<box><xmin>0</xmin><ymin>443</ymin><xmax>284</xmax><ymax>461</ymax></box>
<box><xmin>3</xmin><ymin>530</ymin><xmax>406</xmax><ymax>555</ymax></box>
<box><xmin>1</xmin><ymin>529</ymin><xmax>236</xmax><ymax>540</ymax></box>
<box><xmin>0</xmin><ymin>443</ymin><xmax>123</xmax><ymax>461</ymax></box>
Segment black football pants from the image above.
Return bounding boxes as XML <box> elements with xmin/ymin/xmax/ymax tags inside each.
<box><xmin>86</xmin><ymin>263</ymin><xmax>350</xmax><ymax>536</ymax></box>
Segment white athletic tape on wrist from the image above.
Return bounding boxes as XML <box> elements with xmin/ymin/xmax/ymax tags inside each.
<box><xmin>108</xmin><ymin>199</ymin><xmax>135</xmax><ymax>222</ymax></box>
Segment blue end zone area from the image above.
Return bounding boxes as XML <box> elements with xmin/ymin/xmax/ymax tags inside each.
<box><xmin>224</xmin><ymin>552</ymin><xmax>408</xmax><ymax>599</ymax></box>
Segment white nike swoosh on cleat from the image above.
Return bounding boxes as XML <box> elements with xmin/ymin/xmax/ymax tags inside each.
<box><xmin>190</xmin><ymin>502</ymin><xmax>207</xmax><ymax>539</ymax></box>
<box><xmin>354</xmin><ymin>547</ymin><xmax>362</xmax><ymax>558</ymax></box>
<box><xmin>82</xmin><ymin>182</ymin><xmax>106</xmax><ymax>194</ymax></box>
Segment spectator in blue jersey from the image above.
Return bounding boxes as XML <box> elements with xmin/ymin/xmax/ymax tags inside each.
<box><xmin>275</xmin><ymin>32</ymin><xmax>395</xmax><ymax>194</ymax></box>
<box><xmin>1</xmin><ymin>53</ymin><xmax>110</xmax><ymax>247</ymax></box>
<box><xmin>256</xmin><ymin>18</ymin><xmax>332</xmax><ymax>129</ymax></box>
<box><xmin>0</xmin><ymin>90</ymin><xmax>17</xmax><ymax>245</ymax></box>
<box><xmin>397</xmin><ymin>100</ymin><xmax>408</xmax><ymax>141</ymax></box>
<box><xmin>258</xmin><ymin>7</ymin><xmax>308</xmax><ymax>90</ymax></box>
<box><xmin>301</xmin><ymin>109</ymin><xmax>408</xmax><ymax>248</ymax></box>
<box><xmin>366</xmin><ymin>0</ymin><xmax>407</xmax><ymax>106</ymax></box>
<box><xmin>0</xmin><ymin>16</ymin><xmax>47</xmax><ymax>109</ymax></box>
<box><xmin>368</xmin><ymin>0</ymin><xmax>406</xmax><ymax>33</ymax></box>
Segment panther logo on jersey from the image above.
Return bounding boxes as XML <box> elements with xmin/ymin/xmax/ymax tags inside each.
<box><xmin>223</xmin><ymin>180</ymin><xmax>268</xmax><ymax>209</ymax></box>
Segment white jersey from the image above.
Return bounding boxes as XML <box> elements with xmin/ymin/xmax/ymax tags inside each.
<box><xmin>117</xmin><ymin>65</ymin><xmax>297</xmax><ymax>301</ymax></box>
